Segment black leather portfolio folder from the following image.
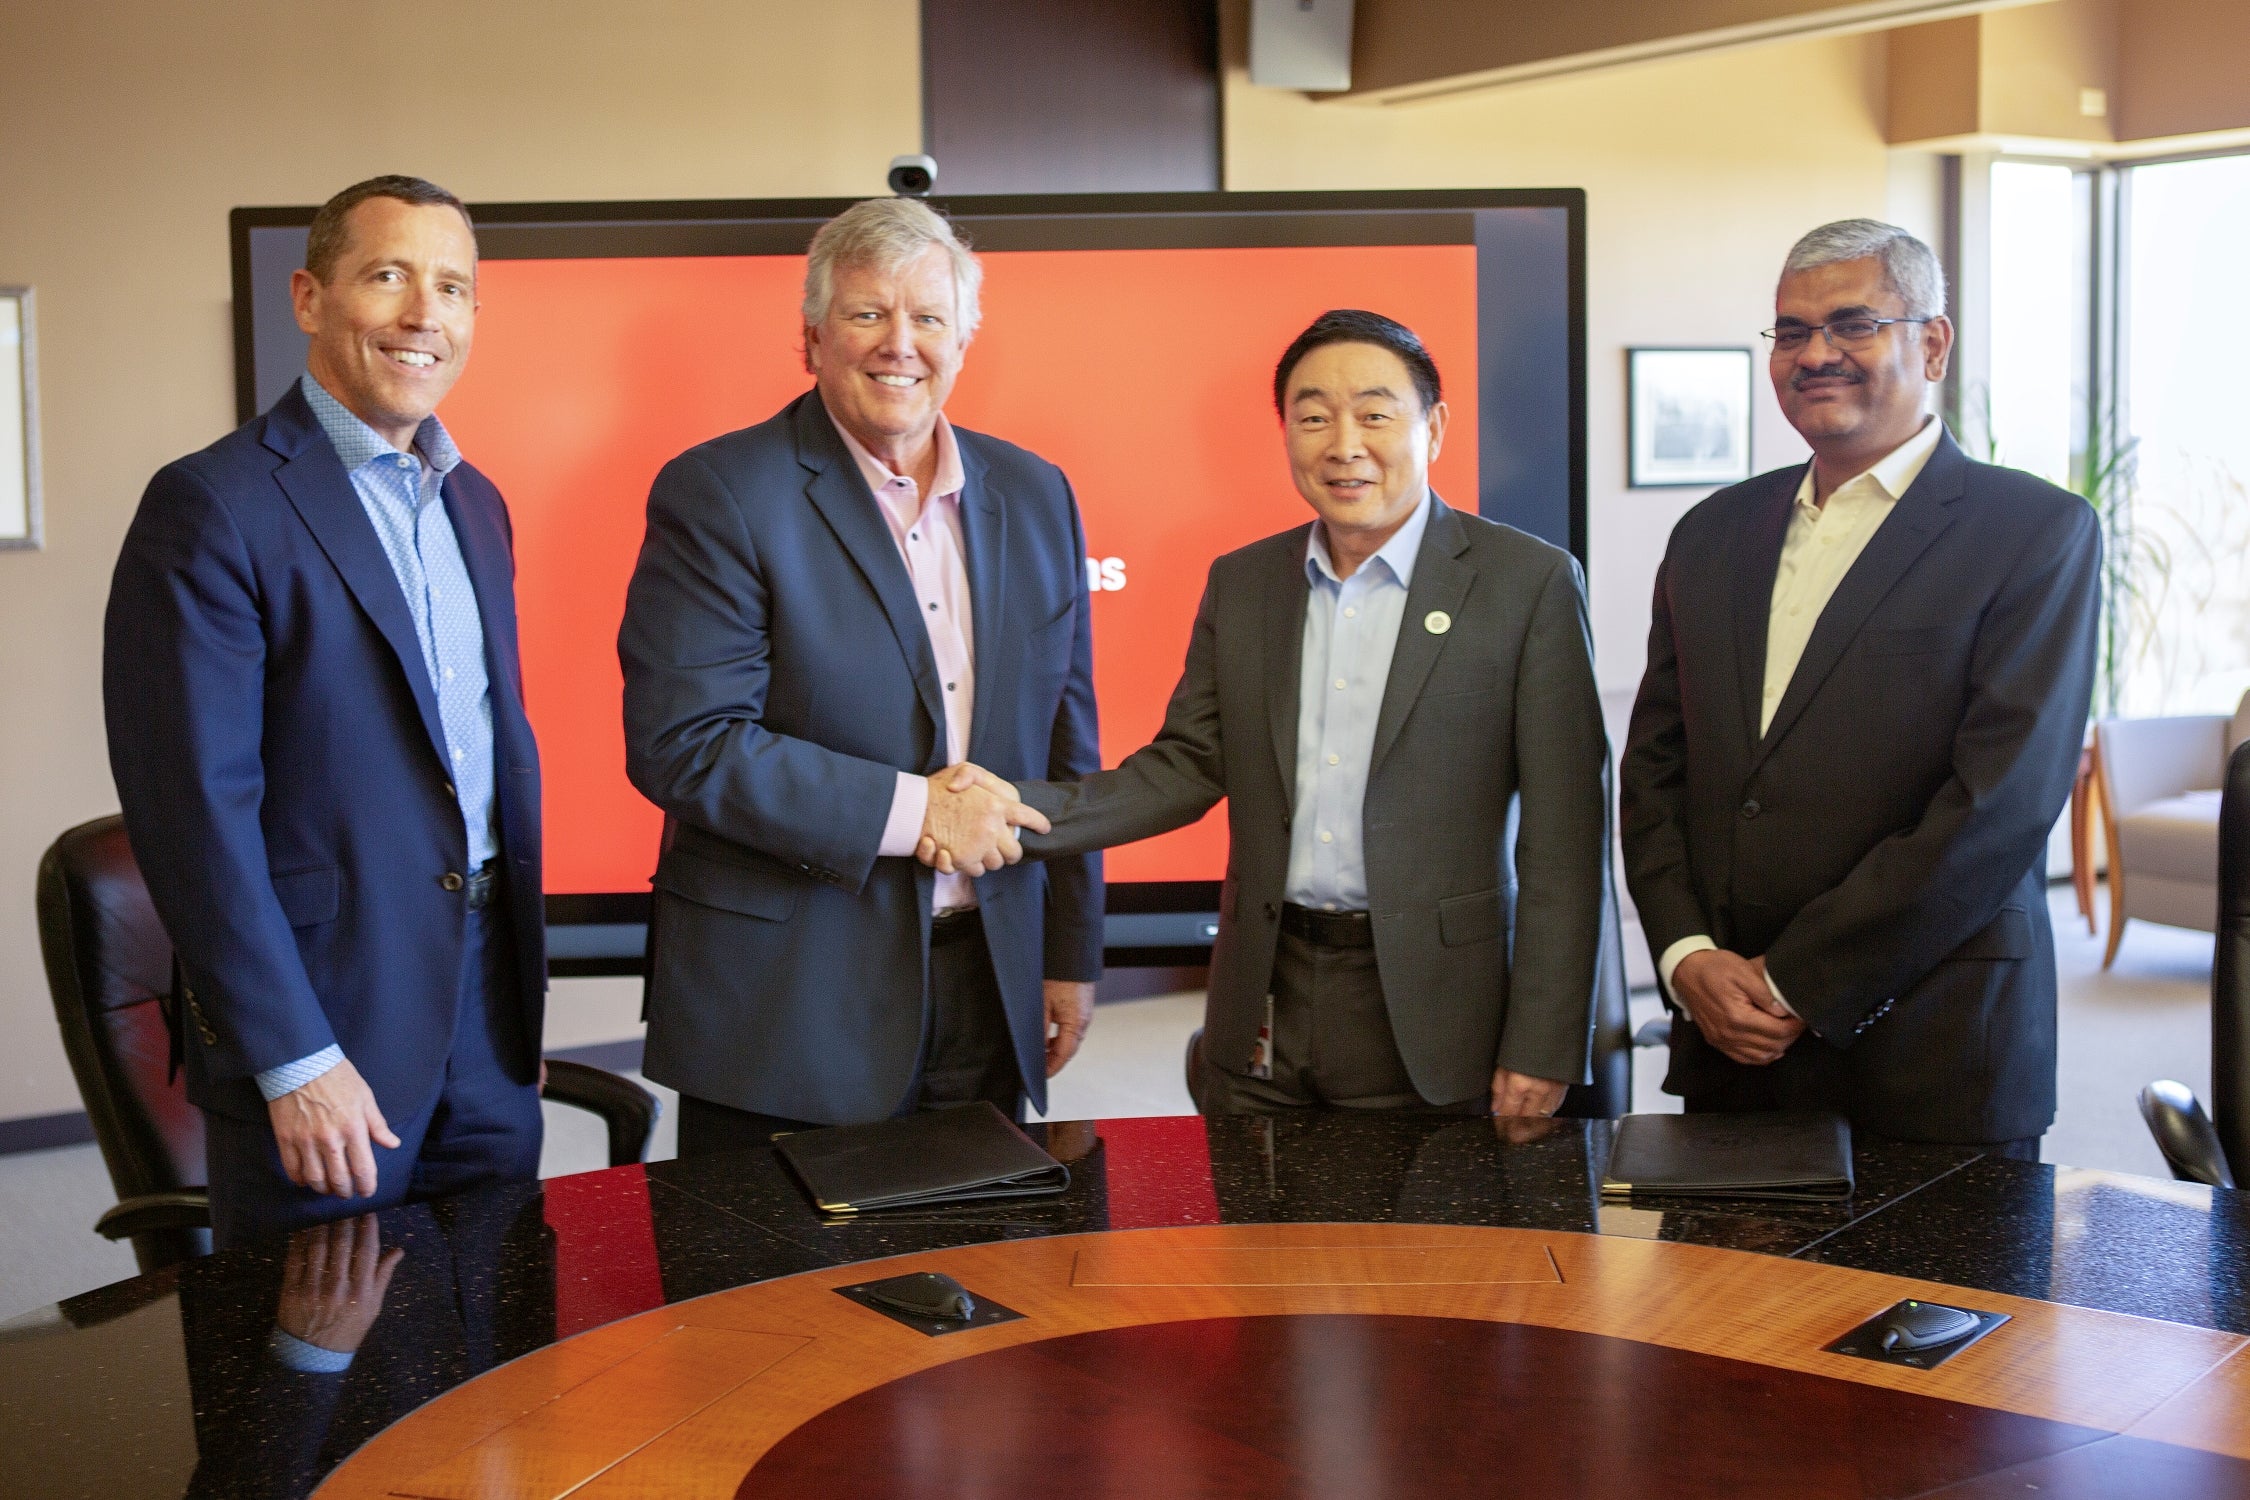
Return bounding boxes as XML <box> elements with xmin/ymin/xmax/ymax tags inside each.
<box><xmin>774</xmin><ymin>1102</ymin><xmax>1070</xmax><ymax>1215</ymax></box>
<box><xmin>1600</xmin><ymin>1111</ymin><xmax>1854</xmax><ymax>1202</ymax></box>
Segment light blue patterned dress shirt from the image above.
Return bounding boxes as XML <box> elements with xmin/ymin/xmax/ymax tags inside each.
<box><xmin>1284</xmin><ymin>495</ymin><xmax>1434</xmax><ymax>912</ymax></box>
<box><xmin>255</xmin><ymin>376</ymin><xmax>499</xmax><ymax>1102</ymax></box>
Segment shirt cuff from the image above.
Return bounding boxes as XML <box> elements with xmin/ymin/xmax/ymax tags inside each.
<box><xmin>256</xmin><ymin>1045</ymin><xmax>343</xmax><ymax>1102</ymax></box>
<box><xmin>267</xmin><ymin>1326</ymin><xmax>355</xmax><ymax>1374</ymax></box>
<box><xmin>877</xmin><ymin>770</ymin><xmax>930</xmax><ymax>858</ymax></box>
<box><xmin>1761</xmin><ymin>963</ymin><xmax>1798</xmax><ymax>1019</ymax></box>
<box><xmin>1655</xmin><ymin>936</ymin><xmax>1715</xmax><ymax>1003</ymax></box>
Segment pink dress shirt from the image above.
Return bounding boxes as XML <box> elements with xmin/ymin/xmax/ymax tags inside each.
<box><xmin>837</xmin><ymin>418</ymin><xmax>978</xmax><ymax>914</ymax></box>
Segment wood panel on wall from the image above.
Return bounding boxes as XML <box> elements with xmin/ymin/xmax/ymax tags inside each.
<box><xmin>922</xmin><ymin>0</ymin><xmax>1221</xmax><ymax>193</ymax></box>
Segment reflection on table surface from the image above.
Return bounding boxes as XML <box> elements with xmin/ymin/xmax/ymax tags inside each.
<box><xmin>2</xmin><ymin>1114</ymin><xmax>2245</xmax><ymax>1500</ymax></box>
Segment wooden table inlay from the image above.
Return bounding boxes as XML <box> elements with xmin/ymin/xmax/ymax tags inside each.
<box><xmin>316</xmin><ymin>1225</ymin><xmax>2250</xmax><ymax>1500</ymax></box>
<box><xmin>734</xmin><ymin>1314</ymin><xmax>2250</xmax><ymax>1500</ymax></box>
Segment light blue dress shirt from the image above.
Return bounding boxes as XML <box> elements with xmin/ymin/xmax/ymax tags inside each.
<box><xmin>1284</xmin><ymin>496</ymin><xmax>1434</xmax><ymax>912</ymax></box>
<box><xmin>256</xmin><ymin>376</ymin><xmax>499</xmax><ymax>1102</ymax></box>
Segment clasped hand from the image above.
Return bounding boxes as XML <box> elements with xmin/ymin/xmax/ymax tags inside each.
<box><xmin>915</xmin><ymin>763</ymin><xmax>1049</xmax><ymax>875</ymax></box>
<box><xmin>1670</xmin><ymin>949</ymin><xmax>1806</xmax><ymax>1066</ymax></box>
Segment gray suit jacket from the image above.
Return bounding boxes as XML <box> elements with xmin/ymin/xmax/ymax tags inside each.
<box><xmin>1020</xmin><ymin>498</ymin><xmax>1608</xmax><ymax>1104</ymax></box>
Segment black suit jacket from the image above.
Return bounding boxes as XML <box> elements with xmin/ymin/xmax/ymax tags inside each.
<box><xmin>1620</xmin><ymin>431</ymin><xmax>2100</xmax><ymax>1142</ymax></box>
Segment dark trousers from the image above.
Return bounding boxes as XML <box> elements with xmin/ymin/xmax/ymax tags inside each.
<box><xmin>205</xmin><ymin>900</ymin><xmax>544</xmax><ymax>1250</ymax></box>
<box><xmin>1191</xmin><ymin>928</ymin><xmax>1480</xmax><ymax>1115</ymax></box>
<box><xmin>676</xmin><ymin>911</ymin><xmax>1023</xmax><ymax>1158</ymax></box>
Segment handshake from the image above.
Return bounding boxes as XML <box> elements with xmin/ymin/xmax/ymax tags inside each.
<box><xmin>915</xmin><ymin>764</ymin><xmax>1050</xmax><ymax>875</ymax></box>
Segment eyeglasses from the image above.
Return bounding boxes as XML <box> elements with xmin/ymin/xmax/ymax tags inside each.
<box><xmin>1761</xmin><ymin>316</ymin><xmax>1929</xmax><ymax>354</ymax></box>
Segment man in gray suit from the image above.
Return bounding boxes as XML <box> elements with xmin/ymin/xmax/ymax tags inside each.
<box><xmin>938</xmin><ymin>310</ymin><xmax>1608</xmax><ymax>1114</ymax></box>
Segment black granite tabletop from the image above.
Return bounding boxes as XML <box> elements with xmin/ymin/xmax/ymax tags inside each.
<box><xmin>2</xmin><ymin>1115</ymin><xmax>2243</xmax><ymax>1499</ymax></box>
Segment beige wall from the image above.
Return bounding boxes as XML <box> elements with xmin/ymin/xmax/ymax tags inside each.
<box><xmin>0</xmin><ymin>1</ymin><xmax>920</xmax><ymax>1124</ymax></box>
<box><xmin>2117</xmin><ymin>0</ymin><xmax>2250</xmax><ymax>141</ymax></box>
<box><xmin>1225</xmin><ymin>17</ymin><xmax>1893</xmax><ymax>699</ymax></box>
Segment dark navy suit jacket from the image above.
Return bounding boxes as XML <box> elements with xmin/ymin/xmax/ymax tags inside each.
<box><xmin>619</xmin><ymin>390</ymin><xmax>1102</xmax><ymax>1123</ymax></box>
<box><xmin>1621</xmin><ymin>431</ymin><xmax>2099</xmax><ymax>1142</ymax></box>
<box><xmin>104</xmin><ymin>384</ymin><xmax>545</xmax><ymax>1125</ymax></box>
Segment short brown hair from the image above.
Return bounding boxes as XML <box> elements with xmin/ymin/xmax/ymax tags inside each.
<box><xmin>304</xmin><ymin>175</ymin><xmax>475</xmax><ymax>284</ymax></box>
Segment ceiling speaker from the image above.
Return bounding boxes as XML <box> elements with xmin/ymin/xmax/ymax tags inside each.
<box><xmin>1249</xmin><ymin>0</ymin><xmax>1354</xmax><ymax>92</ymax></box>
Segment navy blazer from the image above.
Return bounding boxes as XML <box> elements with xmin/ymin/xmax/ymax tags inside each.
<box><xmin>619</xmin><ymin>390</ymin><xmax>1102</xmax><ymax>1123</ymax></box>
<box><xmin>1621</xmin><ymin>431</ymin><xmax>2100</xmax><ymax>1142</ymax></box>
<box><xmin>104</xmin><ymin>384</ymin><xmax>545</xmax><ymax>1126</ymax></box>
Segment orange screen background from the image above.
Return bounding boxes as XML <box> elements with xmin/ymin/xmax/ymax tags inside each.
<box><xmin>440</xmin><ymin>244</ymin><xmax>1479</xmax><ymax>893</ymax></box>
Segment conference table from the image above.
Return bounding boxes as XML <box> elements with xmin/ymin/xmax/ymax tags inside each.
<box><xmin>5</xmin><ymin>1112</ymin><xmax>2248</xmax><ymax>1498</ymax></box>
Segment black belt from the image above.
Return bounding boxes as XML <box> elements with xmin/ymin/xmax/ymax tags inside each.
<box><xmin>1281</xmin><ymin>902</ymin><xmax>1373</xmax><ymax>948</ymax></box>
<box><xmin>930</xmin><ymin>908</ymin><xmax>984</xmax><ymax>948</ymax></box>
<box><xmin>464</xmin><ymin>861</ymin><xmax>500</xmax><ymax>911</ymax></box>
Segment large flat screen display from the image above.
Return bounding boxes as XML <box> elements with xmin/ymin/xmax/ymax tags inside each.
<box><xmin>233</xmin><ymin>191</ymin><xmax>1584</xmax><ymax>966</ymax></box>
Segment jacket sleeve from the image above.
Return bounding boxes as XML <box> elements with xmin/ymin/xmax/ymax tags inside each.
<box><xmin>1496</xmin><ymin>554</ymin><xmax>1610</xmax><ymax>1084</ymax></box>
<box><xmin>1765</xmin><ymin>498</ymin><xmax>2101</xmax><ymax>1039</ymax></box>
<box><xmin>103</xmin><ymin>463</ymin><xmax>337</xmax><ymax>1080</ymax></box>
<box><xmin>1040</xmin><ymin>479</ymin><xmax>1105</xmax><ymax>983</ymax></box>
<box><xmin>1018</xmin><ymin>567</ymin><xmax>1229</xmax><ymax>859</ymax></box>
<box><xmin>618</xmin><ymin>450</ymin><xmax>900</xmax><ymax>891</ymax></box>
<box><xmin>1618</xmin><ymin>548</ymin><xmax>1712</xmax><ymax>967</ymax></box>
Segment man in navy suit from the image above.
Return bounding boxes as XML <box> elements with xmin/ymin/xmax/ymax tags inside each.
<box><xmin>1621</xmin><ymin>220</ymin><xmax>2099</xmax><ymax>1152</ymax></box>
<box><xmin>106</xmin><ymin>176</ymin><xmax>547</xmax><ymax>1247</ymax></box>
<box><xmin>619</xmin><ymin>198</ymin><xmax>1100</xmax><ymax>1152</ymax></box>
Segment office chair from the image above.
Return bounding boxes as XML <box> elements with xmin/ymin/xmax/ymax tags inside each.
<box><xmin>37</xmin><ymin>815</ymin><xmax>660</xmax><ymax>1273</ymax></box>
<box><xmin>2135</xmin><ymin>739</ymin><xmax>2250</xmax><ymax>1190</ymax></box>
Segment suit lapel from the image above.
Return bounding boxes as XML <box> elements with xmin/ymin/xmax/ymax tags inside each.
<box><xmin>1265</xmin><ymin>528</ymin><xmax>1312</xmax><ymax>804</ymax></box>
<box><xmin>1369</xmin><ymin>499</ymin><xmax>1474</xmax><ymax>777</ymax></box>
<box><xmin>263</xmin><ymin>389</ymin><xmax>450</xmax><ymax>766</ymax></box>
<box><xmin>1732</xmin><ymin>470</ymin><xmax>1798</xmax><ymax>757</ymax></box>
<box><xmin>794</xmin><ymin>396</ymin><xmax>946</xmax><ymax>747</ymax></box>
<box><xmin>1753</xmin><ymin>434</ymin><xmax>1967</xmax><ymax>767</ymax></box>
<box><xmin>955</xmin><ymin>437</ymin><xmax>1006</xmax><ymax>758</ymax></box>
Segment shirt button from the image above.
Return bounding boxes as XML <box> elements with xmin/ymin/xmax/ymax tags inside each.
<box><xmin>1344</xmin><ymin>607</ymin><xmax>1357</xmax><ymax>619</ymax></box>
<box><xmin>1327</xmin><ymin>754</ymin><xmax>1340</xmax><ymax>766</ymax></box>
<box><xmin>1334</xmin><ymin>679</ymin><xmax>1346</xmax><ymax>691</ymax></box>
<box><xmin>947</xmin><ymin>682</ymin><xmax>957</xmax><ymax>691</ymax></box>
<box><xmin>452</xmin><ymin>748</ymin><xmax>464</xmax><ymax>762</ymax></box>
<box><xmin>928</xmin><ymin>602</ymin><xmax>938</xmax><ymax>611</ymax></box>
<box><xmin>442</xmin><ymin>667</ymin><xmax>455</xmax><ymax>681</ymax></box>
<box><xmin>1319</xmin><ymin>830</ymin><xmax>1334</xmax><ymax>843</ymax></box>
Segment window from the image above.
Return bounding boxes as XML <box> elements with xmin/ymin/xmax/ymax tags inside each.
<box><xmin>2119</xmin><ymin>153</ymin><xmax>2250</xmax><ymax>716</ymax></box>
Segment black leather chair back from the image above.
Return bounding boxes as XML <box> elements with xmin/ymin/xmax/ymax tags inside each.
<box><xmin>2216</xmin><ymin>741</ymin><xmax>2250</xmax><ymax>1182</ymax></box>
<box><xmin>36</xmin><ymin>816</ymin><xmax>208</xmax><ymax>1208</ymax></box>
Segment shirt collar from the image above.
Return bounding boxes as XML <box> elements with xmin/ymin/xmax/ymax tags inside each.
<box><xmin>1307</xmin><ymin>492</ymin><xmax>1434</xmax><ymax>589</ymax></box>
<box><xmin>1793</xmin><ymin>413</ymin><xmax>1943</xmax><ymax>512</ymax></box>
<box><xmin>300</xmin><ymin>373</ymin><xmax>461</xmax><ymax>477</ymax></box>
<box><xmin>835</xmin><ymin>413</ymin><xmax>966</xmax><ymax>505</ymax></box>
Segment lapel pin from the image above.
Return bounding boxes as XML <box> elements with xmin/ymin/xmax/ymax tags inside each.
<box><xmin>1424</xmin><ymin>610</ymin><xmax>1452</xmax><ymax>636</ymax></box>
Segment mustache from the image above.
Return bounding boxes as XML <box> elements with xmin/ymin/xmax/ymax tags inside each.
<box><xmin>1791</xmin><ymin>365</ymin><xmax>1865</xmax><ymax>390</ymax></box>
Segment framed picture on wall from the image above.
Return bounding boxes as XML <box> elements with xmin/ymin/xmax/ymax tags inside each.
<box><xmin>1</xmin><ymin>286</ymin><xmax>40</xmax><ymax>550</ymax></box>
<box><xmin>1627</xmin><ymin>346</ymin><xmax>1752</xmax><ymax>489</ymax></box>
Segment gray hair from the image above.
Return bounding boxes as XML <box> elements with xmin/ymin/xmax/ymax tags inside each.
<box><xmin>1781</xmin><ymin>219</ymin><xmax>1947</xmax><ymax>321</ymax></box>
<box><xmin>801</xmin><ymin>197</ymin><xmax>983</xmax><ymax>338</ymax></box>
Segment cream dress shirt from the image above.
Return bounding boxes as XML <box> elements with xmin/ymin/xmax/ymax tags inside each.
<box><xmin>1656</xmin><ymin>415</ymin><xmax>1944</xmax><ymax>1016</ymax></box>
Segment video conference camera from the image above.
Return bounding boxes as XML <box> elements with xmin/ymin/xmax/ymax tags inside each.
<box><xmin>888</xmin><ymin>154</ymin><xmax>938</xmax><ymax>198</ymax></box>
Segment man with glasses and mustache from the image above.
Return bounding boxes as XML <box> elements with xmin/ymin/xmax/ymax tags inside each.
<box><xmin>1620</xmin><ymin>219</ymin><xmax>2100</xmax><ymax>1157</ymax></box>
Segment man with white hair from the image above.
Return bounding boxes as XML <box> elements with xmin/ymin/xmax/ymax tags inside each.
<box><xmin>618</xmin><ymin>198</ymin><xmax>1100</xmax><ymax>1153</ymax></box>
<box><xmin>1620</xmin><ymin>219</ymin><xmax>2100</xmax><ymax>1155</ymax></box>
